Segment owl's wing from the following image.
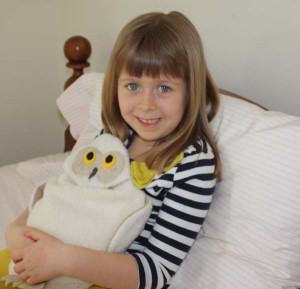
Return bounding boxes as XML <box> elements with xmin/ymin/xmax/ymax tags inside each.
<box><xmin>107</xmin><ymin>197</ymin><xmax>152</xmax><ymax>252</ymax></box>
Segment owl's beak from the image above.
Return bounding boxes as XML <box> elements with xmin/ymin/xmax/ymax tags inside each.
<box><xmin>88</xmin><ymin>167</ymin><xmax>98</xmax><ymax>179</ymax></box>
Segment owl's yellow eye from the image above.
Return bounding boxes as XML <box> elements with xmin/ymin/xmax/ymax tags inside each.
<box><xmin>102</xmin><ymin>154</ymin><xmax>116</xmax><ymax>169</ymax></box>
<box><xmin>83</xmin><ymin>150</ymin><xmax>96</xmax><ymax>165</ymax></box>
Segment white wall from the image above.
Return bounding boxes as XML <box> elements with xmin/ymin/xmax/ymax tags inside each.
<box><xmin>0</xmin><ymin>1</ymin><xmax>65</xmax><ymax>166</ymax></box>
<box><xmin>1</xmin><ymin>0</ymin><xmax>299</xmax><ymax>166</ymax></box>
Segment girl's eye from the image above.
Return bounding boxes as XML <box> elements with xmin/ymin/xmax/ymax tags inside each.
<box><xmin>159</xmin><ymin>85</ymin><xmax>171</xmax><ymax>93</ymax></box>
<box><xmin>127</xmin><ymin>83</ymin><xmax>139</xmax><ymax>91</ymax></box>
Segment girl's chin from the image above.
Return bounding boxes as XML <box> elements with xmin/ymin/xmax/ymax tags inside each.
<box><xmin>134</xmin><ymin>134</ymin><xmax>159</xmax><ymax>146</ymax></box>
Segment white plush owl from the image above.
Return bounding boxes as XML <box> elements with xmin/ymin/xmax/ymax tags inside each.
<box><xmin>3</xmin><ymin>134</ymin><xmax>152</xmax><ymax>289</ymax></box>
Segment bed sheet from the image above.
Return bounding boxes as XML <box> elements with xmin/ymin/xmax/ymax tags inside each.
<box><xmin>0</xmin><ymin>163</ymin><xmax>34</xmax><ymax>249</ymax></box>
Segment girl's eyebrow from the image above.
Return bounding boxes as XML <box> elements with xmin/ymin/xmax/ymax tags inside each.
<box><xmin>158</xmin><ymin>78</ymin><xmax>180</xmax><ymax>84</ymax></box>
<box><xmin>157</xmin><ymin>78</ymin><xmax>183</xmax><ymax>88</ymax></box>
<box><xmin>118</xmin><ymin>77</ymin><xmax>139</xmax><ymax>82</ymax></box>
<box><xmin>118</xmin><ymin>75</ymin><xmax>182</xmax><ymax>86</ymax></box>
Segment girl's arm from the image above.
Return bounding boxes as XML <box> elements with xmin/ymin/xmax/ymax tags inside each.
<box><xmin>127</xmin><ymin>141</ymin><xmax>216</xmax><ymax>289</ymax></box>
<box><xmin>13</xmin><ymin>229</ymin><xmax>139</xmax><ymax>289</ymax></box>
<box><xmin>63</xmin><ymin>244</ymin><xmax>138</xmax><ymax>289</ymax></box>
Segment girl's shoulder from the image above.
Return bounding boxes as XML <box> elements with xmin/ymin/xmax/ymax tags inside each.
<box><xmin>159</xmin><ymin>140</ymin><xmax>213</xmax><ymax>175</ymax></box>
<box><xmin>182</xmin><ymin>139</ymin><xmax>215</xmax><ymax>161</ymax></box>
<box><xmin>172</xmin><ymin>140</ymin><xmax>216</xmax><ymax>184</ymax></box>
<box><xmin>147</xmin><ymin>140</ymin><xmax>216</xmax><ymax>191</ymax></box>
<box><xmin>159</xmin><ymin>139</ymin><xmax>215</xmax><ymax>175</ymax></box>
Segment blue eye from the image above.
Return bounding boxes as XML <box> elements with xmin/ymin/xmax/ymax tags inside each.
<box><xmin>159</xmin><ymin>85</ymin><xmax>171</xmax><ymax>93</ymax></box>
<box><xmin>127</xmin><ymin>83</ymin><xmax>139</xmax><ymax>91</ymax></box>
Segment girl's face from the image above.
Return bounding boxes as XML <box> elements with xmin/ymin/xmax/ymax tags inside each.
<box><xmin>118</xmin><ymin>70</ymin><xmax>186</xmax><ymax>145</ymax></box>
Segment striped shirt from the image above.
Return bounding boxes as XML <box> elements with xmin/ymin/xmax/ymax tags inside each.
<box><xmin>126</xmin><ymin>140</ymin><xmax>216</xmax><ymax>289</ymax></box>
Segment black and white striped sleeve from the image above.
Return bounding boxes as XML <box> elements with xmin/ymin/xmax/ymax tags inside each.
<box><xmin>127</xmin><ymin>141</ymin><xmax>216</xmax><ymax>289</ymax></box>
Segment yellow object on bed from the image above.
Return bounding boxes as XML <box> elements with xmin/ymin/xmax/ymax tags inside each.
<box><xmin>0</xmin><ymin>248</ymin><xmax>13</xmax><ymax>289</ymax></box>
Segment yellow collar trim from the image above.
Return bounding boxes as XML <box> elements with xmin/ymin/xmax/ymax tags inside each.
<box><xmin>131</xmin><ymin>152</ymin><xmax>184</xmax><ymax>189</ymax></box>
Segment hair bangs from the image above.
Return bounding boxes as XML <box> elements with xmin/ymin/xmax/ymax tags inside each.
<box><xmin>118</xmin><ymin>27</ymin><xmax>186</xmax><ymax>80</ymax></box>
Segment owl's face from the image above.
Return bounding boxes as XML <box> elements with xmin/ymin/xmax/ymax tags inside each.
<box><xmin>64</xmin><ymin>134</ymin><xmax>130</xmax><ymax>188</ymax></box>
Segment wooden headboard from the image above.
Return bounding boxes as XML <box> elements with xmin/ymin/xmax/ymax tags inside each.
<box><xmin>62</xmin><ymin>36</ymin><xmax>267</xmax><ymax>152</ymax></box>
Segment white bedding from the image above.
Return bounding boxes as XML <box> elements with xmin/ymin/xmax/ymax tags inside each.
<box><xmin>0</xmin><ymin>163</ymin><xmax>33</xmax><ymax>249</ymax></box>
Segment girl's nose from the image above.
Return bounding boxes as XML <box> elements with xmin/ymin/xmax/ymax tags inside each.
<box><xmin>139</xmin><ymin>90</ymin><xmax>156</xmax><ymax>111</ymax></box>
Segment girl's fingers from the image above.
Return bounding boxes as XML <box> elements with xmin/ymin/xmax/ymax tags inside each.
<box><xmin>24</xmin><ymin>231</ymin><xmax>40</xmax><ymax>241</ymax></box>
<box><xmin>14</xmin><ymin>260</ymin><xmax>25</xmax><ymax>274</ymax></box>
<box><xmin>10</xmin><ymin>248</ymin><xmax>23</xmax><ymax>263</ymax></box>
<box><xmin>24</xmin><ymin>228</ymin><xmax>49</xmax><ymax>241</ymax></box>
<box><xmin>19</xmin><ymin>271</ymin><xmax>30</xmax><ymax>282</ymax></box>
<box><xmin>26</xmin><ymin>277</ymin><xmax>37</xmax><ymax>286</ymax></box>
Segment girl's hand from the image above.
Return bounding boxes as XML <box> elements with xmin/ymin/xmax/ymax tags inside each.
<box><xmin>6</xmin><ymin>225</ymin><xmax>36</xmax><ymax>257</ymax></box>
<box><xmin>12</xmin><ymin>229</ymin><xmax>66</xmax><ymax>285</ymax></box>
<box><xmin>5</xmin><ymin>209</ymin><xmax>33</xmax><ymax>255</ymax></box>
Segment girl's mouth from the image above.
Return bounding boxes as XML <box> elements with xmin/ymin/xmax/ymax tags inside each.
<box><xmin>137</xmin><ymin>117</ymin><xmax>160</xmax><ymax>127</ymax></box>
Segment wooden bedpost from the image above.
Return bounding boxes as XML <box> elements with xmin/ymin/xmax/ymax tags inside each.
<box><xmin>64</xmin><ymin>35</ymin><xmax>92</xmax><ymax>89</ymax></box>
<box><xmin>63</xmin><ymin>35</ymin><xmax>92</xmax><ymax>152</ymax></box>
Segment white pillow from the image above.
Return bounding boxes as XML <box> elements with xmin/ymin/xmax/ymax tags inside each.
<box><xmin>17</xmin><ymin>152</ymin><xmax>69</xmax><ymax>187</ymax></box>
<box><xmin>57</xmin><ymin>73</ymin><xmax>104</xmax><ymax>151</ymax></box>
<box><xmin>56</xmin><ymin>72</ymin><xmax>104</xmax><ymax>140</ymax></box>
<box><xmin>170</xmin><ymin>95</ymin><xmax>300</xmax><ymax>289</ymax></box>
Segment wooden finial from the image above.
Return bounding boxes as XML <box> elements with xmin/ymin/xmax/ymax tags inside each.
<box><xmin>64</xmin><ymin>35</ymin><xmax>92</xmax><ymax>89</ymax></box>
<box><xmin>63</xmin><ymin>35</ymin><xmax>92</xmax><ymax>152</ymax></box>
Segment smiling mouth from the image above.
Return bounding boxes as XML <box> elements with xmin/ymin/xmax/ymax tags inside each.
<box><xmin>137</xmin><ymin>117</ymin><xmax>160</xmax><ymax>124</ymax></box>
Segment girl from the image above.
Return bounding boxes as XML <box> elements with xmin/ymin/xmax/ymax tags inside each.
<box><xmin>4</xmin><ymin>11</ymin><xmax>221</xmax><ymax>289</ymax></box>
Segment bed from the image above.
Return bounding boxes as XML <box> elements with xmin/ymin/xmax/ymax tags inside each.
<box><xmin>0</xmin><ymin>36</ymin><xmax>299</xmax><ymax>289</ymax></box>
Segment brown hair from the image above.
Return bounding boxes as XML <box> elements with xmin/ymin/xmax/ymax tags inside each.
<box><xmin>102</xmin><ymin>11</ymin><xmax>221</xmax><ymax>180</ymax></box>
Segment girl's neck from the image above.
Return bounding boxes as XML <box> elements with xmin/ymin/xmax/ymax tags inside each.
<box><xmin>128</xmin><ymin>135</ymin><xmax>155</xmax><ymax>162</ymax></box>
